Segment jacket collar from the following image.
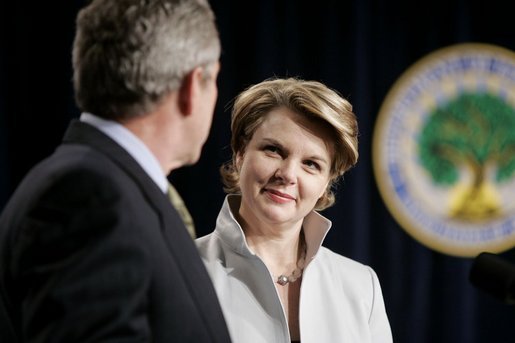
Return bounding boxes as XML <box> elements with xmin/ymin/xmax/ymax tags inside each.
<box><xmin>215</xmin><ymin>194</ymin><xmax>332</xmax><ymax>266</ymax></box>
<box><xmin>62</xmin><ymin>119</ymin><xmax>165</xmax><ymax>196</ymax></box>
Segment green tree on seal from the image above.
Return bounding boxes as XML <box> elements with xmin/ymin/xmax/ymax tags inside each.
<box><xmin>418</xmin><ymin>92</ymin><xmax>515</xmax><ymax>221</ymax></box>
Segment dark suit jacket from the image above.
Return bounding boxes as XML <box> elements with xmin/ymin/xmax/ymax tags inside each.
<box><xmin>0</xmin><ymin>120</ymin><xmax>231</xmax><ymax>342</ymax></box>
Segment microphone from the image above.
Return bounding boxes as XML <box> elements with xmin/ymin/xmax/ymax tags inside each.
<box><xmin>469</xmin><ymin>252</ymin><xmax>515</xmax><ymax>305</ymax></box>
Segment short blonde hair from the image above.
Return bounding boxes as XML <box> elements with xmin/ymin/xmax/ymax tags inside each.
<box><xmin>221</xmin><ymin>77</ymin><xmax>359</xmax><ymax>210</ymax></box>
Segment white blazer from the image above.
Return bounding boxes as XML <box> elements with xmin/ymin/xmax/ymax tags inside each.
<box><xmin>196</xmin><ymin>195</ymin><xmax>393</xmax><ymax>343</ymax></box>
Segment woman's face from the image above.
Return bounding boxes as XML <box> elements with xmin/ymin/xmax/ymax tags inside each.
<box><xmin>237</xmin><ymin>107</ymin><xmax>334</xmax><ymax>230</ymax></box>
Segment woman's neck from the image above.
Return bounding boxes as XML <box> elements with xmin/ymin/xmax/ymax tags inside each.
<box><xmin>241</xmin><ymin>217</ymin><xmax>302</xmax><ymax>261</ymax></box>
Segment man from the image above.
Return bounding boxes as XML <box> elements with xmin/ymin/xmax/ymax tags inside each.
<box><xmin>0</xmin><ymin>0</ymin><xmax>231</xmax><ymax>342</ymax></box>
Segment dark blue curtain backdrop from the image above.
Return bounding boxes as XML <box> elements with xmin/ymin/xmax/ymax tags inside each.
<box><xmin>1</xmin><ymin>1</ymin><xmax>514</xmax><ymax>342</ymax></box>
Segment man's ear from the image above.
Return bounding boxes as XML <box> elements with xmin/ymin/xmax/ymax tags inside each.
<box><xmin>178</xmin><ymin>66</ymin><xmax>203</xmax><ymax>116</ymax></box>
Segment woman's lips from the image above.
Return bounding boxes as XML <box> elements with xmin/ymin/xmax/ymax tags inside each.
<box><xmin>264</xmin><ymin>188</ymin><xmax>296</xmax><ymax>203</ymax></box>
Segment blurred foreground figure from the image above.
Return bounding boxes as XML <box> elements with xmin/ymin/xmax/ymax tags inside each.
<box><xmin>0</xmin><ymin>0</ymin><xmax>231</xmax><ymax>342</ymax></box>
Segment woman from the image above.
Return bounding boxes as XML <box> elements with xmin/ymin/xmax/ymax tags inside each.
<box><xmin>196</xmin><ymin>77</ymin><xmax>393</xmax><ymax>342</ymax></box>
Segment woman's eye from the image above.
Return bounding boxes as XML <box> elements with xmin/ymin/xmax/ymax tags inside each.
<box><xmin>305</xmin><ymin>160</ymin><xmax>321</xmax><ymax>170</ymax></box>
<box><xmin>264</xmin><ymin>145</ymin><xmax>280</xmax><ymax>153</ymax></box>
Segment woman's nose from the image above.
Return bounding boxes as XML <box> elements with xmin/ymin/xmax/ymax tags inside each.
<box><xmin>273</xmin><ymin>160</ymin><xmax>297</xmax><ymax>184</ymax></box>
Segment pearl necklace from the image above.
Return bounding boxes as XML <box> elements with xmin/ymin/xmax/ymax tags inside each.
<box><xmin>276</xmin><ymin>233</ymin><xmax>307</xmax><ymax>286</ymax></box>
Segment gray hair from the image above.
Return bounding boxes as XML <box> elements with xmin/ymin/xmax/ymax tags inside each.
<box><xmin>72</xmin><ymin>0</ymin><xmax>221</xmax><ymax>119</ymax></box>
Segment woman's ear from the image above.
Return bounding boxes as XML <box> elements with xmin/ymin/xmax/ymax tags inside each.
<box><xmin>318</xmin><ymin>182</ymin><xmax>330</xmax><ymax>199</ymax></box>
<box><xmin>235</xmin><ymin>152</ymin><xmax>243</xmax><ymax>170</ymax></box>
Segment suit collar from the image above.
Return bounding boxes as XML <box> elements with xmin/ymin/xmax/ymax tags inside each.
<box><xmin>79</xmin><ymin>113</ymin><xmax>168</xmax><ymax>193</ymax></box>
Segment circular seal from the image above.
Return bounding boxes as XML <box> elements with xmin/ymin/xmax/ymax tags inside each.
<box><xmin>372</xmin><ymin>43</ymin><xmax>515</xmax><ymax>257</ymax></box>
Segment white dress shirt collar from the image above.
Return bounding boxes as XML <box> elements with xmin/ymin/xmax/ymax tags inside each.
<box><xmin>80</xmin><ymin>112</ymin><xmax>168</xmax><ymax>193</ymax></box>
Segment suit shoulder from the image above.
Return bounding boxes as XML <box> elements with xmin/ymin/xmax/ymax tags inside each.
<box><xmin>316</xmin><ymin>247</ymin><xmax>376</xmax><ymax>278</ymax></box>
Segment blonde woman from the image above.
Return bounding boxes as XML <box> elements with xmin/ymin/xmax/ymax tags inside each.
<box><xmin>197</xmin><ymin>77</ymin><xmax>393</xmax><ymax>342</ymax></box>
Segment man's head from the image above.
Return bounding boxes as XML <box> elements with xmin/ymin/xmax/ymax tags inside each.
<box><xmin>72</xmin><ymin>0</ymin><xmax>221</xmax><ymax>120</ymax></box>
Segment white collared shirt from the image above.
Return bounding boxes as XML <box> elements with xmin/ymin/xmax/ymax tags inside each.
<box><xmin>80</xmin><ymin>112</ymin><xmax>168</xmax><ymax>194</ymax></box>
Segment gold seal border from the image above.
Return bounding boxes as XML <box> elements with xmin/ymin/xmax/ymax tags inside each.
<box><xmin>372</xmin><ymin>43</ymin><xmax>515</xmax><ymax>257</ymax></box>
